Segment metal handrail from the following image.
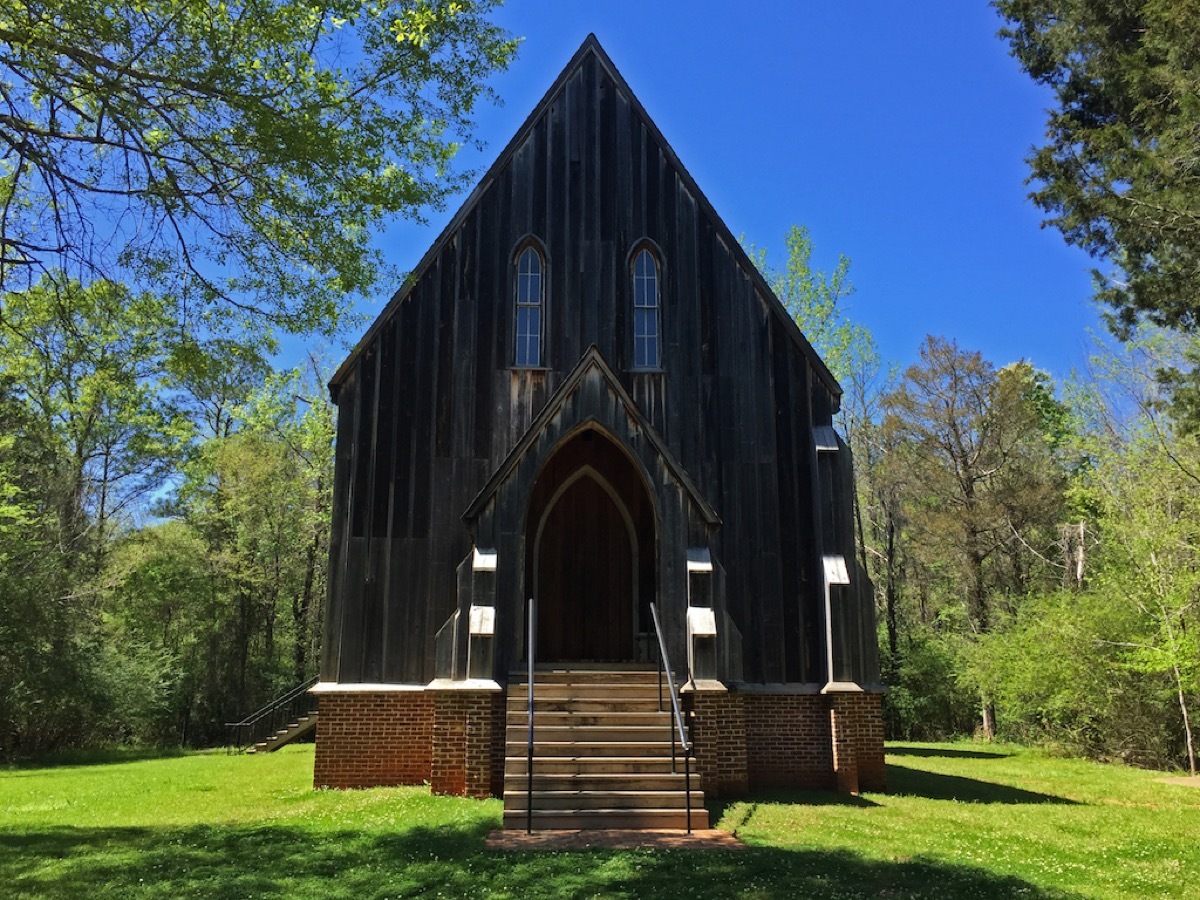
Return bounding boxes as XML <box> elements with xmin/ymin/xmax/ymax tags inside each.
<box><xmin>526</xmin><ymin>595</ymin><xmax>536</xmax><ymax>834</ymax></box>
<box><xmin>649</xmin><ymin>601</ymin><xmax>694</xmax><ymax>833</ymax></box>
<box><xmin>225</xmin><ymin>675</ymin><xmax>319</xmax><ymax>752</ymax></box>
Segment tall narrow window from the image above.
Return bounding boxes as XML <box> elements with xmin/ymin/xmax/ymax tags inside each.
<box><xmin>632</xmin><ymin>248</ymin><xmax>660</xmax><ymax>368</ymax></box>
<box><xmin>514</xmin><ymin>245</ymin><xmax>543</xmax><ymax>367</ymax></box>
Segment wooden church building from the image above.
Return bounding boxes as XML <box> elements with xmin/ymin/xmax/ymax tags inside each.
<box><xmin>313</xmin><ymin>36</ymin><xmax>884</xmax><ymax>824</ymax></box>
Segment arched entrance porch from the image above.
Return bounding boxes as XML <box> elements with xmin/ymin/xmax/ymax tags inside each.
<box><xmin>525</xmin><ymin>427</ymin><xmax>656</xmax><ymax>662</ymax></box>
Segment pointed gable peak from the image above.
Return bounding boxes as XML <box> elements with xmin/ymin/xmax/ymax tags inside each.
<box><xmin>330</xmin><ymin>32</ymin><xmax>841</xmax><ymax>400</ymax></box>
<box><xmin>560</xmin><ymin>33</ymin><xmax>615</xmax><ymax>76</ymax></box>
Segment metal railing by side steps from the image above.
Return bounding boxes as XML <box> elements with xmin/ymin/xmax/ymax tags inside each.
<box><xmin>226</xmin><ymin>675</ymin><xmax>319</xmax><ymax>753</ymax></box>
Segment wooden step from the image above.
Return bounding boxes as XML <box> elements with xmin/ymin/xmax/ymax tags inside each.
<box><xmin>504</xmin><ymin>773</ymin><xmax>689</xmax><ymax>792</ymax></box>
<box><xmin>506</xmin><ymin>741</ymin><xmax>674</xmax><ymax>758</ymax></box>
<box><xmin>514</xmin><ymin>697</ymin><xmax>667</xmax><ymax>713</ymax></box>
<box><xmin>509</xmin><ymin>682</ymin><xmax>664</xmax><ymax>700</ymax></box>
<box><xmin>502</xmin><ymin>808</ymin><xmax>709</xmax><ymax>830</ymax></box>
<box><xmin>506</xmin><ymin>724</ymin><xmax>676</xmax><ymax>743</ymax></box>
<box><xmin>503</xmin><ymin>790</ymin><xmax>704</xmax><ymax>811</ymax></box>
<box><xmin>505</xmin><ymin>755</ymin><xmax>679</xmax><ymax>775</ymax></box>
<box><xmin>512</xmin><ymin>670</ymin><xmax>662</xmax><ymax>685</ymax></box>
<box><xmin>501</xmin><ymin>668</ymin><xmax>705</xmax><ymax>831</ymax></box>
<box><xmin>506</xmin><ymin>710</ymin><xmax>671</xmax><ymax>727</ymax></box>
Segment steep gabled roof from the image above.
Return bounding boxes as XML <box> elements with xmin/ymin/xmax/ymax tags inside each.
<box><xmin>330</xmin><ymin>34</ymin><xmax>841</xmax><ymax>400</ymax></box>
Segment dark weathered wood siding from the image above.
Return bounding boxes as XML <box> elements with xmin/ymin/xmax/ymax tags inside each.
<box><xmin>322</xmin><ymin>41</ymin><xmax>877</xmax><ymax>688</ymax></box>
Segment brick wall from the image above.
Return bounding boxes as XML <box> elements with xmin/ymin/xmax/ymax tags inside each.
<box><xmin>688</xmin><ymin>692</ymin><xmax>748</xmax><ymax>798</ymax></box>
<box><xmin>690</xmin><ymin>690</ymin><xmax>886</xmax><ymax>795</ymax></box>
<box><xmin>312</xmin><ymin>691</ymin><xmax>434</xmax><ymax>789</ymax></box>
<box><xmin>312</xmin><ymin>684</ymin><xmax>883</xmax><ymax>798</ymax></box>
<box><xmin>829</xmin><ymin>692</ymin><xmax>885</xmax><ymax>792</ymax></box>
<box><xmin>743</xmin><ymin>693</ymin><xmax>835</xmax><ymax>790</ymax></box>
<box><xmin>430</xmin><ymin>691</ymin><xmax>504</xmax><ymax>799</ymax></box>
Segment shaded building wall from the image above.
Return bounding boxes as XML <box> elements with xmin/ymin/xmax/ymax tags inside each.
<box><xmin>321</xmin><ymin>50</ymin><xmax>875</xmax><ymax>691</ymax></box>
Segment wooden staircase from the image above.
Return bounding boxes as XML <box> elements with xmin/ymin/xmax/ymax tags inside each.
<box><xmin>245</xmin><ymin>711</ymin><xmax>318</xmax><ymax>754</ymax></box>
<box><xmin>502</xmin><ymin>669</ymin><xmax>707</xmax><ymax>830</ymax></box>
<box><xmin>226</xmin><ymin>676</ymin><xmax>319</xmax><ymax>754</ymax></box>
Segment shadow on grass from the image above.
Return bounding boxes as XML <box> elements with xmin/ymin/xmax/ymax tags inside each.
<box><xmin>888</xmin><ymin>746</ymin><xmax>1011</xmax><ymax>760</ymax></box>
<box><xmin>708</xmin><ymin>788</ymin><xmax>878</xmax><ymax>826</ymax></box>
<box><xmin>0</xmin><ymin>820</ymin><xmax>1081</xmax><ymax>900</ymax></box>
<box><xmin>886</xmin><ymin>763</ymin><xmax>1078</xmax><ymax>805</ymax></box>
<box><xmin>0</xmin><ymin>747</ymin><xmax>191</xmax><ymax>771</ymax></box>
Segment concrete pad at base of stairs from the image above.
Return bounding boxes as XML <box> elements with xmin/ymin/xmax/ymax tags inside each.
<box><xmin>485</xmin><ymin>828</ymin><xmax>745</xmax><ymax>851</ymax></box>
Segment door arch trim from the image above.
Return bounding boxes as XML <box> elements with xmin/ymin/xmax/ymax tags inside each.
<box><xmin>531</xmin><ymin>464</ymin><xmax>639</xmax><ymax>649</ymax></box>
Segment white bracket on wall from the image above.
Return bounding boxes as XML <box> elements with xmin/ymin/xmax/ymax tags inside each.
<box><xmin>822</xmin><ymin>553</ymin><xmax>851</xmax><ymax>688</ymax></box>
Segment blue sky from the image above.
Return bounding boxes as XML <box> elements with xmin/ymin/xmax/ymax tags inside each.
<box><xmin>369</xmin><ymin>1</ymin><xmax>1101</xmax><ymax>383</ymax></box>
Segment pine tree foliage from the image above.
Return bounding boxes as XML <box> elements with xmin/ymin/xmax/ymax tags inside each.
<box><xmin>995</xmin><ymin>0</ymin><xmax>1200</xmax><ymax>335</ymax></box>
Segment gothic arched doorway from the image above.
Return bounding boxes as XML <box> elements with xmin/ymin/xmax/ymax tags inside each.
<box><xmin>526</xmin><ymin>427</ymin><xmax>656</xmax><ymax>662</ymax></box>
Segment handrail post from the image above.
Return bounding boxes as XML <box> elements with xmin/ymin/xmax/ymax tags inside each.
<box><xmin>685</xmin><ymin>747</ymin><xmax>692</xmax><ymax>835</ymax></box>
<box><xmin>657</xmin><ymin>641</ymin><xmax>664</xmax><ymax>711</ymax></box>
<box><xmin>526</xmin><ymin>595</ymin><xmax>536</xmax><ymax>835</ymax></box>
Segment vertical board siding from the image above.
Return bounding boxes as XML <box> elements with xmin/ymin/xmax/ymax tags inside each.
<box><xmin>321</xmin><ymin>58</ymin><xmax>863</xmax><ymax>688</ymax></box>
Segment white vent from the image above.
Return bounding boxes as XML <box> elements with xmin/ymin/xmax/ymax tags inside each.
<box><xmin>813</xmin><ymin>425</ymin><xmax>840</xmax><ymax>452</ymax></box>
<box><xmin>823</xmin><ymin>554</ymin><xmax>851</xmax><ymax>585</ymax></box>
<box><xmin>686</xmin><ymin>547</ymin><xmax>713</xmax><ymax>572</ymax></box>
<box><xmin>468</xmin><ymin>605</ymin><xmax>495</xmax><ymax>636</ymax></box>
<box><xmin>687</xmin><ymin>606</ymin><xmax>718</xmax><ymax>637</ymax></box>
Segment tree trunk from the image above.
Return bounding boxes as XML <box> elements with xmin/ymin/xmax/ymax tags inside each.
<box><xmin>1173</xmin><ymin>663</ymin><xmax>1197</xmax><ymax>776</ymax></box>
<box><xmin>294</xmin><ymin>531</ymin><xmax>318</xmax><ymax>682</ymax></box>
<box><xmin>980</xmin><ymin>693</ymin><xmax>996</xmax><ymax>742</ymax></box>
<box><xmin>884</xmin><ymin>507</ymin><xmax>900</xmax><ymax>681</ymax></box>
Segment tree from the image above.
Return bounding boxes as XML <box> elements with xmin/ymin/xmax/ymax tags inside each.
<box><xmin>1071</xmin><ymin>328</ymin><xmax>1200</xmax><ymax>772</ymax></box>
<box><xmin>994</xmin><ymin>2</ymin><xmax>1200</xmax><ymax>334</ymax></box>
<box><xmin>0</xmin><ymin>276</ymin><xmax>187</xmax><ymax>568</ymax></box>
<box><xmin>99</xmin><ymin>364</ymin><xmax>334</xmax><ymax>747</ymax></box>
<box><xmin>744</xmin><ymin>224</ymin><xmax>875</xmax><ymax>386</ymax></box>
<box><xmin>881</xmin><ymin>337</ymin><xmax>1065</xmax><ymax>739</ymax></box>
<box><xmin>0</xmin><ymin>376</ymin><xmax>109</xmax><ymax>752</ymax></box>
<box><xmin>0</xmin><ymin>0</ymin><xmax>517</xmax><ymax>335</ymax></box>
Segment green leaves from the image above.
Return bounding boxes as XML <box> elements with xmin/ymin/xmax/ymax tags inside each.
<box><xmin>995</xmin><ymin>0</ymin><xmax>1200</xmax><ymax>336</ymax></box>
<box><xmin>0</xmin><ymin>0</ymin><xmax>518</xmax><ymax>337</ymax></box>
<box><xmin>744</xmin><ymin>224</ymin><xmax>874</xmax><ymax>387</ymax></box>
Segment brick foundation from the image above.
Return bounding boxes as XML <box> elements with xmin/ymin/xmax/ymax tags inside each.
<box><xmin>314</xmin><ymin>684</ymin><xmax>884</xmax><ymax>798</ymax></box>
<box><xmin>313</xmin><ymin>690</ymin><xmax>434</xmax><ymax>789</ymax></box>
<box><xmin>688</xmin><ymin>692</ymin><xmax>748</xmax><ymax>798</ymax></box>
<box><xmin>690</xmin><ymin>688</ymin><xmax>886</xmax><ymax>795</ymax></box>
<box><xmin>430</xmin><ymin>690</ymin><xmax>505</xmax><ymax>799</ymax></box>
<box><xmin>744</xmin><ymin>692</ymin><xmax>835</xmax><ymax>790</ymax></box>
<box><xmin>829</xmin><ymin>691</ymin><xmax>885</xmax><ymax>792</ymax></box>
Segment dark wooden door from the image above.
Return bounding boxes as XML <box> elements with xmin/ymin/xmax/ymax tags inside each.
<box><xmin>536</xmin><ymin>474</ymin><xmax>634</xmax><ymax>661</ymax></box>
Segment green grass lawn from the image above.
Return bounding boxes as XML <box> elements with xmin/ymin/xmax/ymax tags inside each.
<box><xmin>2</xmin><ymin>742</ymin><xmax>1197</xmax><ymax>899</ymax></box>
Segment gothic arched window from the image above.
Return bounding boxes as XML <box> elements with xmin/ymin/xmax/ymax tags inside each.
<box><xmin>631</xmin><ymin>247</ymin><xmax>661</xmax><ymax>369</ymax></box>
<box><xmin>514</xmin><ymin>244</ymin><xmax>544</xmax><ymax>367</ymax></box>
